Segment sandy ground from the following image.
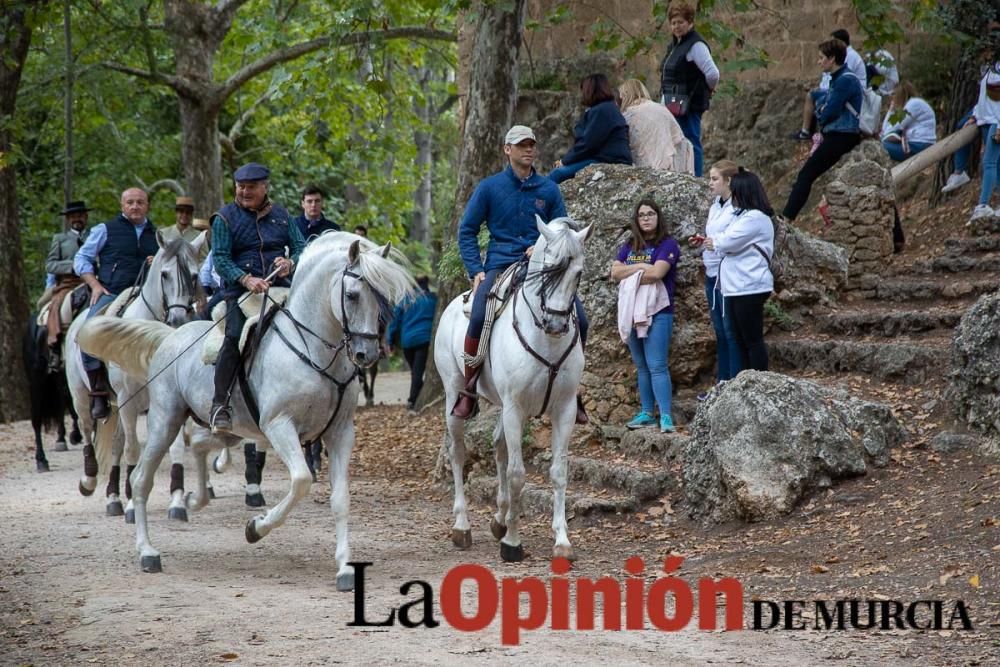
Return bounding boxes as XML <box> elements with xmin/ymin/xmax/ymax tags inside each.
<box><xmin>0</xmin><ymin>374</ymin><xmax>994</xmax><ymax>666</ymax></box>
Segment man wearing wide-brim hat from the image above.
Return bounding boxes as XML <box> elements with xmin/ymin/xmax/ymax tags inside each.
<box><xmin>161</xmin><ymin>195</ymin><xmax>209</xmax><ymax>262</ymax></box>
<box><xmin>42</xmin><ymin>201</ymin><xmax>92</xmax><ymax>356</ymax></box>
<box><xmin>208</xmin><ymin>162</ymin><xmax>306</xmax><ymax>433</ymax></box>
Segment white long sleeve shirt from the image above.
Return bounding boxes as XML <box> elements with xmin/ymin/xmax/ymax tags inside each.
<box><xmin>881</xmin><ymin>97</ymin><xmax>937</xmax><ymax>145</ymax></box>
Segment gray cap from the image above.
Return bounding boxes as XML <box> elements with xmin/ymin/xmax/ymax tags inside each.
<box><xmin>504</xmin><ymin>125</ymin><xmax>536</xmax><ymax>145</ymax></box>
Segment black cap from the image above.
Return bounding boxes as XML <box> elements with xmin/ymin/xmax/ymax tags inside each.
<box><xmin>60</xmin><ymin>201</ymin><xmax>90</xmax><ymax>215</ymax></box>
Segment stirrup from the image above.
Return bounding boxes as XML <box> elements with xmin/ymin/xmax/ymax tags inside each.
<box><xmin>210</xmin><ymin>404</ymin><xmax>233</xmax><ymax>434</ymax></box>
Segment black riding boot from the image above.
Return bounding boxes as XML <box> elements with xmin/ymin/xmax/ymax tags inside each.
<box><xmin>86</xmin><ymin>366</ymin><xmax>111</xmax><ymax>420</ymax></box>
<box><xmin>211</xmin><ymin>341</ymin><xmax>240</xmax><ymax>434</ymax></box>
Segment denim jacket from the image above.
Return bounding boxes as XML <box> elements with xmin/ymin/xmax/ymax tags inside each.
<box><xmin>817</xmin><ymin>66</ymin><xmax>863</xmax><ymax>135</ymax></box>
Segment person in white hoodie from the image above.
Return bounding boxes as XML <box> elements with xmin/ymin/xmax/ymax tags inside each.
<box><xmin>970</xmin><ymin>61</ymin><xmax>1000</xmax><ymax>222</ymax></box>
<box><xmin>696</xmin><ymin>160</ymin><xmax>741</xmax><ymax>390</ymax></box>
<box><xmin>701</xmin><ymin>168</ymin><xmax>774</xmax><ymax>372</ymax></box>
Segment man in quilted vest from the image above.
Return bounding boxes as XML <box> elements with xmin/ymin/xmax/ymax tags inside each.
<box><xmin>209</xmin><ymin>163</ymin><xmax>306</xmax><ymax>433</ymax></box>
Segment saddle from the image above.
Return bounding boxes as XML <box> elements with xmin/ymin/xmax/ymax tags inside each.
<box><xmin>36</xmin><ymin>283</ymin><xmax>90</xmax><ymax>331</ymax></box>
<box><xmin>462</xmin><ymin>261</ymin><xmax>525</xmax><ymax>368</ymax></box>
<box><xmin>202</xmin><ymin>288</ymin><xmax>290</xmax><ymax>364</ymax></box>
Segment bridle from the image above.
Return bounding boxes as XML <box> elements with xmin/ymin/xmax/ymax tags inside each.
<box><xmin>122</xmin><ymin>256</ymin><xmax>198</xmax><ymax>323</ymax></box>
<box><xmin>339</xmin><ymin>266</ymin><xmax>383</xmax><ymax>366</ymax></box>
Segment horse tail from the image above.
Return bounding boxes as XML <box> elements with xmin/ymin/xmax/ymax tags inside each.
<box><xmin>94</xmin><ymin>404</ymin><xmax>119</xmax><ymax>483</ymax></box>
<box><xmin>77</xmin><ymin>317</ymin><xmax>174</xmax><ymax>379</ymax></box>
<box><xmin>23</xmin><ymin>319</ymin><xmax>63</xmax><ymax>432</ymax></box>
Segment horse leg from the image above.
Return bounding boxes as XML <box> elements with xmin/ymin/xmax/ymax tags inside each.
<box><xmin>119</xmin><ymin>397</ymin><xmax>142</xmax><ymax>523</ymax></box>
<box><xmin>69</xmin><ymin>406</ymin><xmax>82</xmax><ymax>445</ymax></box>
<box><xmin>105</xmin><ymin>434</ymin><xmax>124</xmax><ymax>517</ymax></box>
<box><xmin>243</xmin><ymin>441</ymin><xmax>266</xmax><ymax>508</ymax></box>
<box><xmin>445</xmin><ymin>410</ymin><xmax>472</xmax><ymax>550</ymax></box>
<box><xmin>54</xmin><ymin>417</ymin><xmax>68</xmax><ymax>452</ymax></box>
<box><xmin>185</xmin><ymin>426</ymin><xmax>222</xmax><ymax>513</ymax></box>
<box><xmin>328</xmin><ymin>420</ymin><xmax>356</xmax><ymax>591</ymax></box>
<box><xmin>133</xmin><ymin>406</ymin><xmax>186</xmax><ymax>573</ymax></box>
<box><xmin>33</xmin><ymin>418</ymin><xmax>49</xmax><ymax>473</ymax></box>
<box><xmin>490</xmin><ymin>419</ymin><xmax>509</xmax><ymax>542</ymax></box>
<box><xmin>245</xmin><ymin>424</ymin><xmax>311</xmax><ymax>546</ymax></box>
<box><xmin>166</xmin><ymin>430</ymin><xmax>188</xmax><ymax>522</ymax></box>
<box><xmin>78</xmin><ymin>412</ymin><xmax>98</xmax><ymax>496</ymax></box>
<box><xmin>499</xmin><ymin>405</ymin><xmax>527</xmax><ymax>562</ymax></box>
<box><xmin>303</xmin><ymin>441</ymin><xmax>317</xmax><ymax>483</ymax></box>
<box><xmin>549</xmin><ymin>406</ymin><xmax>576</xmax><ymax>561</ymax></box>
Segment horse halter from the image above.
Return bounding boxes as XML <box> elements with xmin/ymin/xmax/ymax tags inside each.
<box><xmin>522</xmin><ymin>254</ymin><xmax>580</xmax><ymax>330</ymax></box>
<box><xmin>133</xmin><ymin>260</ymin><xmax>196</xmax><ymax>322</ymax></box>
<box><xmin>340</xmin><ymin>265</ymin><xmax>383</xmax><ymax>366</ymax></box>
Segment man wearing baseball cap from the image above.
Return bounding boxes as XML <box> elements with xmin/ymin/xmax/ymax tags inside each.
<box><xmin>209</xmin><ymin>162</ymin><xmax>306</xmax><ymax>433</ymax></box>
<box><xmin>452</xmin><ymin>125</ymin><xmax>590</xmax><ymax>423</ymax></box>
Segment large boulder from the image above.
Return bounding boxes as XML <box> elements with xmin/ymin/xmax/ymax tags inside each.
<box><xmin>946</xmin><ymin>291</ymin><xmax>1000</xmax><ymax>457</ymax></box>
<box><xmin>561</xmin><ymin>164</ymin><xmax>848</xmax><ymax>424</ymax></box>
<box><xmin>682</xmin><ymin>371</ymin><xmax>906</xmax><ymax>523</ymax></box>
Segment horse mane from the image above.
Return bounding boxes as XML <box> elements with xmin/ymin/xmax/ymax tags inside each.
<box><xmin>539</xmin><ymin>216</ymin><xmax>585</xmax><ymax>259</ymax></box>
<box><xmin>299</xmin><ymin>231</ymin><xmax>416</xmax><ymax>305</ymax></box>
<box><xmin>157</xmin><ymin>236</ymin><xmax>197</xmax><ymax>267</ymax></box>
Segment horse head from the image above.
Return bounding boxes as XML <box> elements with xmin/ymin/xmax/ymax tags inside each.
<box><xmin>150</xmin><ymin>230</ymin><xmax>203</xmax><ymax>327</ymax></box>
<box><xmin>530</xmin><ymin>215</ymin><xmax>593</xmax><ymax>336</ymax></box>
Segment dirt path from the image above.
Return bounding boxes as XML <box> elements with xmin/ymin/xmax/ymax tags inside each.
<box><xmin>0</xmin><ymin>375</ymin><xmax>994</xmax><ymax>665</ymax></box>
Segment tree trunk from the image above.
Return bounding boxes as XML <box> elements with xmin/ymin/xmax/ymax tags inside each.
<box><xmin>62</xmin><ymin>0</ymin><xmax>73</xmax><ymax>211</ymax></box>
<box><xmin>0</xmin><ymin>2</ymin><xmax>38</xmax><ymax>422</ymax></box>
<box><xmin>178</xmin><ymin>98</ymin><xmax>224</xmax><ymax>214</ymax></box>
<box><xmin>930</xmin><ymin>52</ymin><xmax>981</xmax><ymax>206</ymax></box>
<box><xmin>418</xmin><ymin>0</ymin><xmax>527</xmax><ymax>427</ymax></box>
<box><xmin>411</xmin><ymin>67</ymin><xmax>433</xmax><ymax>244</ymax></box>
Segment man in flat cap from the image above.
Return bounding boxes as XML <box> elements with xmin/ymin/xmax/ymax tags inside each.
<box><xmin>75</xmin><ymin>188</ymin><xmax>158</xmax><ymax>419</ymax></box>
<box><xmin>43</xmin><ymin>200</ymin><xmax>91</xmax><ymax>361</ymax></box>
<box><xmin>161</xmin><ymin>195</ymin><xmax>209</xmax><ymax>262</ymax></box>
<box><xmin>293</xmin><ymin>185</ymin><xmax>340</xmax><ymax>244</ymax></box>
<box><xmin>452</xmin><ymin>124</ymin><xmax>590</xmax><ymax>423</ymax></box>
<box><xmin>209</xmin><ymin>162</ymin><xmax>306</xmax><ymax>433</ymax></box>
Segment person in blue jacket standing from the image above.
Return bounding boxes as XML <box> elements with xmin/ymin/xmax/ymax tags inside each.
<box><xmin>387</xmin><ymin>275</ymin><xmax>437</xmax><ymax>413</ymax></box>
<box><xmin>549</xmin><ymin>73</ymin><xmax>633</xmax><ymax>184</ymax></box>
<box><xmin>453</xmin><ymin>124</ymin><xmax>589</xmax><ymax>423</ymax></box>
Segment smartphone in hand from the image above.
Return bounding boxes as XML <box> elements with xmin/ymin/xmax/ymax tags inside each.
<box><xmin>688</xmin><ymin>234</ymin><xmax>706</xmax><ymax>247</ymax></box>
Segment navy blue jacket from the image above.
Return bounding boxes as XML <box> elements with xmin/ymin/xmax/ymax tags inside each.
<box><xmin>387</xmin><ymin>288</ymin><xmax>437</xmax><ymax>349</ymax></box>
<box><xmin>292</xmin><ymin>214</ymin><xmax>341</xmax><ymax>243</ymax></box>
<box><xmin>458</xmin><ymin>166</ymin><xmax>567</xmax><ymax>277</ymax></box>
<box><xmin>561</xmin><ymin>100</ymin><xmax>633</xmax><ymax>166</ymax></box>
<box><xmin>817</xmin><ymin>65</ymin><xmax>863</xmax><ymax>134</ymax></box>
<box><xmin>97</xmin><ymin>214</ymin><xmax>159</xmax><ymax>294</ymax></box>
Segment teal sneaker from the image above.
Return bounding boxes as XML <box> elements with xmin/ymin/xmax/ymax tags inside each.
<box><xmin>660</xmin><ymin>415</ymin><xmax>675</xmax><ymax>433</ymax></box>
<box><xmin>626</xmin><ymin>412</ymin><xmax>657</xmax><ymax>430</ymax></box>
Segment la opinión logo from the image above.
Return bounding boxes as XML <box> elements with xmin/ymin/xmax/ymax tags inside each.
<box><xmin>347</xmin><ymin>557</ymin><xmax>973</xmax><ymax>646</ymax></box>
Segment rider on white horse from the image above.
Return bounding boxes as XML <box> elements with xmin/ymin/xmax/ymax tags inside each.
<box><xmin>209</xmin><ymin>162</ymin><xmax>306</xmax><ymax>433</ymax></box>
<box><xmin>74</xmin><ymin>188</ymin><xmax>159</xmax><ymax>420</ymax></box>
<box><xmin>453</xmin><ymin>124</ymin><xmax>589</xmax><ymax>424</ymax></box>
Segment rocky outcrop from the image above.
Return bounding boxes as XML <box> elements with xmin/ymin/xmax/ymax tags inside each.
<box><xmin>682</xmin><ymin>371</ymin><xmax>906</xmax><ymax>523</ymax></box>
<box><xmin>561</xmin><ymin>164</ymin><xmax>847</xmax><ymax>424</ymax></box>
<box><xmin>822</xmin><ymin>142</ymin><xmax>896</xmax><ymax>292</ymax></box>
<box><xmin>946</xmin><ymin>290</ymin><xmax>1000</xmax><ymax>457</ymax></box>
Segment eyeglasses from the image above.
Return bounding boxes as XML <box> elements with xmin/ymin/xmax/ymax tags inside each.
<box><xmin>637</xmin><ymin>212</ymin><xmax>657</xmax><ymax>219</ymax></box>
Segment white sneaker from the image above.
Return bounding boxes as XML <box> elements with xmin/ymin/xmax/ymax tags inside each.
<box><xmin>968</xmin><ymin>205</ymin><xmax>996</xmax><ymax>224</ymax></box>
<box><xmin>941</xmin><ymin>172</ymin><xmax>970</xmax><ymax>193</ymax></box>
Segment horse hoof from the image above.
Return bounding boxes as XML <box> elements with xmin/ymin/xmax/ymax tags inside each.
<box><xmin>490</xmin><ymin>517</ymin><xmax>507</xmax><ymax>540</ymax></box>
<box><xmin>500</xmin><ymin>542</ymin><xmax>525</xmax><ymax>563</ymax></box>
<box><xmin>336</xmin><ymin>572</ymin><xmax>355</xmax><ymax>592</ymax></box>
<box><xmin>553</xmin><ymin>544</ymin><xmax>576</xmax><ymax>562</ymax></box>
<box><xmin>125</xmin><ymin>509</ymin><xmax>135</xmax><ymax>524</ymax></box>
<box><xmin>140</xmin><ymin>555</ymin><xmax>162</xmax><ymax>573</ymax></box>
<box><xmin>167</xmin><ymin>507</ymin><xmax>188</xmax><ymax>522</ymax></box>
<box><xmin>245</xmin><ymin>493</ymin><xmax>266</xmax><ymax>508</ymax></box>
<box><xmin>53</xmin><ymin>440</ymin><xmax>68</xmax><ymax>452</ymax></box>
<box><xmin>79</xmin><ymin>479</ymin><xmax>95</xmax><ymax>496</ymax></box>
<box><xmin>106</xmin><ymin>500</ymin><xmax>125</xmax><ymax>517</ymax></box>
<box><xmin>208</xmin><ymin>486</ymin><xmax>216</xmax><ymax>500</ymax></box>
<box><xmin>70</xmin><ymin>430</ymin><xmax>83</xmax><ymax>445</ymax></box>
<box><xmin>36</xmin><ymin>460</ymin><xmax>50</xmax><ymax>473</ymax></box>
<box><xmin>212</xmin><ymin>457</ymin><xmax>224</xmax><ymax>474</ymax></box>
<box><xmin>245</xmin><ymin>517</ymin><xmax>263</xmax><ymax>544</ymax></box>
<box><xmin>452</xmin><ymin>529</ymin><xmax>473</xmax><ymax>550</ymax></box>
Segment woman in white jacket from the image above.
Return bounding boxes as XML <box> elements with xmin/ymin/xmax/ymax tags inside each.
<box><xmin>702</xmin><ymin>168</ymin><xmax>774</xmax><ymax>371</ymax></box>
<box><xmin>699</xmin><ymin>160</ymin><xmax>740</xmax><ymax>387</ymax></box>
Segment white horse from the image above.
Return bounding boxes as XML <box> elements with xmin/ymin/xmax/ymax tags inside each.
<box><xmin>435</xmin><ymin>216</ymin><xmax>591</xmax><ymax>562</ymax></box>
<box><xmin>64</xmin><ymin>232</ymin><xmax>206</xmax><ymax>519</ymax></box>
<box><xmin>78</xmin><ymin>233</ymin><xmax>414</xmax><ymax>590</ymax></box>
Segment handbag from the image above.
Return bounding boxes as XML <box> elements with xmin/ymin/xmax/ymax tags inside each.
<box><xmin>662</xmin><ymin>88</ymin><xmax>690</xmax><ymax>117</ymax></box>
<box><xmin>987</xmin><ymin>83</ymin><xmax>1000</xmax><ymax>102</ymax></box>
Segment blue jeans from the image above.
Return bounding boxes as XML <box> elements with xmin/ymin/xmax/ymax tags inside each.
<box><xmin>467</xmin><ymin>267</ymin><xmax>588</xmax><ymax>344</ymax></box>
<box><xmin>549</xmin><ymin>159</ymin><xmax>599</xmax><ymax>184</ymax></box>
<box><xmin>81</xmin><ymin>292</ymin><xmax>117</xmax><ymax>371</ymax></box>
<box><xmin>705</xmin><ymin>274</ymin><xmax>741</xmax><ymax>381</ymax></box>
<box><xmin>952</xmin><ymin>109</ymin><xmax>986</xmax><ymax>174</ymax></box>
<box><xmin>882</xmin><ymin>139</ymin><xmax>933</xmax><ymax>163</ymax></box>
<box><xmin>626</xmin><ymin>310</ymin><xmax>673</xmax><ymax>418</ymax></box>
<box><xmin>674</xmin><ymin>111</ymin><xmax>704</xmax><ymax>177</ymax></box>
<box><xmin>980</xmin><ymin>124</ymin><xmax>1000</xmax><ymax>206</ymax></box>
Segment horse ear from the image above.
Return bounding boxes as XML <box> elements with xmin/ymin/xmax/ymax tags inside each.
<box><xmin>349</xmin><ymin>240</ymin><xmax>361</xmax><ymax>264</ymax></box>
<box><xmin>191</xmin><ymin>231</ymin><xmax>207</xmax><ymax>253</ymax></box>
<box><xmin>156</xmin><ymin>229</ymin><xmax>166</xmax><ymax>249</ymax></box>
<box><xmin>380</xmin><ymin>241</ymin><xmax>392</xmax><ymax>258</ymax></box>
<box><xmin>575</xmin><ymin>224</ymin><xmax>595</xmax><ymax>244</ymax></box>
<box><xmin>536</xmin><ymin>214</ymin><xmax>555</xmax><ymax>242</ymax></box>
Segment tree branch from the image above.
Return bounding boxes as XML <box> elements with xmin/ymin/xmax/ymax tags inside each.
<box><xmin>228</xmin><ymin>91</ymin><xmax>271</xmax><ymax>143</ymax></box>
<box><xmin>136</xmin><ymin>177</ymin><xmax>185</xmax><ymax>195</ymax></box>
<box><xmin>216</xmin><ymin>26</ymin><xmax>456</xmax><ymax>104</ymax></box>
<box><xmin>101</xmin><ymin>61</ymin><xmax>175</xmax><ymax>89</ymax></box>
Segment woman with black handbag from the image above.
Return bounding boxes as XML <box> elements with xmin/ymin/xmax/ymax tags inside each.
<box><xmin>659</xmin><ymin>1</ymin><xmax>719</xmax><ymax>177</ymax></box>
